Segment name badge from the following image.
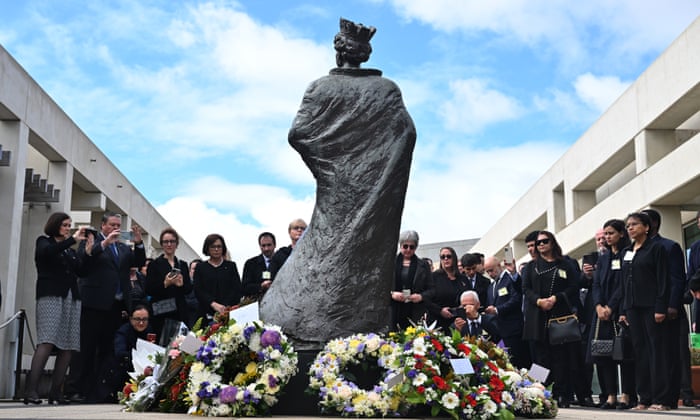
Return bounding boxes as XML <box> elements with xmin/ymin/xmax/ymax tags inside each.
<box><xmin>611</xmin><ymin>259</ymin><xmax>621</xmax><ymax>270</ymax></box>
<box><xmin>262</xmin><ymin>271</ymin><xmax>271</xmax><ymax>280</ymax></box>
<box><xmin>498</xmin><ymin>287</ymin><xmax>508</xmax><ymax>297</ymax></box>
<box><xmin>623</xmin><ymin>251</ymin><xmax>635</xmax><ymax>261</ymax></box>
<box><xmin>558</xmin><ymin>269</ymin><xmax>567</xmax><ymax>279</ymax></box>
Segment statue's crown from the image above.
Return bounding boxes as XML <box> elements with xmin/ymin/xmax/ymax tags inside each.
<box><xmin>339</xmin><ymin>18</ymin><xmax>376</xmax><ymax>43</ymax></box>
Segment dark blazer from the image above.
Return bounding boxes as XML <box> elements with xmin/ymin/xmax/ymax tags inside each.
<box><xmin>456</xmin><ymin>314</ymin><xmax>501</xmax><ymax>343</ymax></box>
<box><xmin>522</xmin><ymin>258</ymin><xmax>580</xmax><ymax>341</ymax></box>
<box><xmin>466</xmin><ymin>273</ymin><xmax>491</xmax><ymax>310</ymax></box>
<box><xmin>145</xmin><ymin>255</ymin><xmax>192</xmax><ymax>324</ymax></box>
<box><xmin>241</xmin><ymin>254</ymin><xmax>270</xmax><ymax>297</ymax></box>
<box><xmin>486</xmin><ymin>271</ymin><xmax>523</xmax><ymax>337</ymax></box>
<box><xmin>619</xmin><ymin>240</ymin><xmax>669</xmax><ymax>314</ymax></box>
<box><xmin>425</xmin><ymin>271</ymin><xmax>469</xmax><ymax>331</ymax></box>
<box><xmin>78</xmin><ymin>235</ymin><xmax>146</xmax><ymax>311</ymax></box>
<box><xmin>688</xmin><ymin>240</ymin><xmax>700</xmax><ymax>332</ymax></box>
<box><xmin>269</xmin><ymin>246</ymin><xmax>292</xmax><ymax>280</ymax></box>
<box><xmin>114</xmin><ymin>322</ymin><xmax>153</xmax><ymax>360</ymax></box>
<box><xmin>34</xmin><ymin>236</ymin><xmax>83</xmax><ymax>299</ymax></box>
<box><xmin>391</xmin><ymin>254</ymin><xmax>434</xmax><ymax>328</ymax></box>
<box><xmin>649</xmin><ymin>234</ymin><xmax>685</xmax><ymax>311</ymax></box>
<box><xmin>194</xmin><ymin>260</ymin><xmax>243</xmax><ymax>319</ymax></box>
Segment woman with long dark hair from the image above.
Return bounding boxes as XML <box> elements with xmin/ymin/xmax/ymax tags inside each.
<box><xmin>424</xmin><ymin>246</ymin><xmax>468</xmax><ymax>331</ymax></box>
<box><xmin>522</xmin><ymin>230</ymin><xmax>580</xmax><ymax>407</ymax></box>
<box><xmin>390</xmin><ymin>230</ymin><xmax>433</xmax><ymax>329</ymax></box>
<box><xmin>591</xmin><ymin>219</ymin><xmax>636</xmax><ymax>409</ymax></box>
<box><xmin>194</xmin><ymin>234</ymin><xmax>243</xmax><ymax>322</ymax></box>
<box><xmin>24</xmin><ymin>212</ymin><xmax>89</xmax><ymax>404</ymax></box>
<box><xmin>618</xmin><ymin>212</ymin><xmax>670</xmax><ymax>411</ymax></box>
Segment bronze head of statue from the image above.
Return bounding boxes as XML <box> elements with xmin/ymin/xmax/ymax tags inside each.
<box><xmin>334</xmin><ymin>18</ymin><xmax>377</xmax><ymax>68</ymax></box>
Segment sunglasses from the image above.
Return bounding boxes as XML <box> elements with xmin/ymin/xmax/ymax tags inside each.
<box><xmin>439</xmin><ymin>254</ymin><xmax>452</xmax><ymax>260</ymax></box>
<box><xmin>402</xmin><ymin>244</ymin><xmax>416</xmax><ymax>250</ymax></box>
<box><xmin>535</xmin><ymin>238</ymin><xmax>550</xmax><ymax>246</ymax></box>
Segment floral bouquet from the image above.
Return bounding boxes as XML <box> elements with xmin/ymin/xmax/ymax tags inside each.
<box><xmin>120</xmin><ymin>336</ymin><xmax>188</xmax><ymax>412</ymax></box>
<box><xmin>508</xmin><ymin>371</ymin><xmax>558</xmax><ymax>418</ymax></box>
<box><xmin>307</xmin><ymin>332</ymin><xmax>406</xmax><ymax>417</ymax></box>
<box><xmin>186</xmin><ymin>319</ymin><xmax>298</xmax><ymax>416</ymax></box>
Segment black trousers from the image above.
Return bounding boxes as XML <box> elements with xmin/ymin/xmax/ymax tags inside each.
<box><xmin>627</xmin><ymin>307</ymin><xmax>668</xmax><ymax>406</ymax></box>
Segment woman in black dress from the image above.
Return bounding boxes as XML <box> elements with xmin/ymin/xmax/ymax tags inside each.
<box><xmin>146</xmin><ymin>227</ymin><xmax>192</xmax><ymax>338</ymax></box>
<box><xmin>618</xmin><ymin>212</ymin><xmax>669</xmax><ymax>411</ymax></box>
<box><xmin>194</xmin><ymin>234</ymin><xmax>243</xmax><ymax>322</ymax></box>
<box><xmin>390</xmin><ymin>230</ymin><xmax>433</xmax><ymax>329</ymax></box>
<box><xmin>425</xmin><ymin>246</ymin><xmax>468</xmax><ymax>331</ymax></box>
<box><xmin>24</xmin><ymin>212</ymin><xmax>88</xmax><ymax>404</ymax></box>
<box><xmin>522</xmin><ymin>231</ymin><xmax>579</xmax><ymax>407</ymax></box>
<box><xmin>591</xmin><ymin>219</ymin><xmax>635</xmax><ymax>409</ymax></box>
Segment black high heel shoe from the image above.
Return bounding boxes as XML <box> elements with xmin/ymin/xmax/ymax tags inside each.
<box><xmin>47</xmin><ymin>396</ymin><xmax>70</xmax><ymax>405</ymax></box>
<box><xmin>23</xmin><ymin>396</ymin><xmax>42</xmax><ymax>405</ymax></box>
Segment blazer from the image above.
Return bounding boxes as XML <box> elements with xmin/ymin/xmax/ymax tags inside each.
<box><xmin>34</xmin><ymin>235</ymin><xmax>83</xmax><ymax>299</ymax></box>
<box><xmin>486</xmin><ymin>271</ymin><xmax>523</xmax><ymax>337</ymax></box>
<box><xmin>194</xmin><ymin>260</ymin><xmax>243</xmax><ymax>319</ymax></box>
<box><xmin>241</xmin><ymin>254</ymin><xmax>270</xmax><ymax>297</ymax></box>
<box><xmin>456</xmin><ymin>314</ymin><xmax>501</xmax><ymax>343</ymax></box>
<box><xmin>466</xmin><ymin>273</ymin><xmax>491</xmax><ymax>310</ymax></box>
<box><xmin>391</xmin><ymin>254</ymin><xmax>434</xmax><ymax>328</ymax></box>
<box><xmin>649</xmin><ymin>234</ymin><xmax>686</xmax><ymax>310</ymax></box>
<box><xmin>78</xmin><ymin>235</ymin><xmax>146</xmax><ymax>311</ymax></box>
<box><xmin>145</xmin><ymin>254</ymin><xmax>193</xmax><ymax>322</ymax></box>
<box><xmin>619</xmin><ymin>240</ymin><xmax>669</xmax><ymax>314</ymax></box>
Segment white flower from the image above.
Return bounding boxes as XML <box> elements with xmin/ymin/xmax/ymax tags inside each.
<box><xmin>413</xmin><ymin>337</ymin><xmax>427</xmax><ymax>356</ymax></box>
<box><xmin>484</xmin><ymin>399</ymin><xmax>498</xmax><ymax>414</ymax></box>
<box><xmin>441</xmin><ymin>392</ymin><xmax>459</xmax><ymax>409</ymax></box>
<box><xmin>269</xmin><ymin>349</ymin><xmax>281</xmax><ymax>360</ymax></box>
<box><xmin>412</xmin><ymin>372</ymin><xmax>428</xmax><ymax>386</ymax></box>
<box><xmin>336</xmin><ymin>384</ymin><xmax>353</xmax><ymax>400</ymax></box>
<box><xmin>501</xmin><ymin>391</ymin><xmax>514</xmax><ymax>405</ymax></box>
<box><xmin>249</xmin><ymin>332</ymin><xmax>262</xmax><ymax>352</ymax></box>
<box><xmin>365</xmin><ymin>335</ymin><xmax>381</xmax><ymax>352</ymax></box>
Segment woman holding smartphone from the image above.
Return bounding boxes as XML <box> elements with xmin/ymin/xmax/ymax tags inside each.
<box><xmin>145</xmin><ymin>227</ymin><xmax>192</xmax><ymax>340</ymax></box>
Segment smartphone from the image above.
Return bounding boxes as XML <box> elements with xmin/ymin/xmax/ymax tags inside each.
<box><xmin>84</xmin><ymin>226</ymin><xmax>99</xmax><ymax>238</ymax></box>
<box><xmin>504</xmin><ymin>246</ymin><xmax>514</xmax><ymax>262</ymax></box>
<box><xmin>169</xmin><ymin>267</ymin><xmax>181</xmax><ymax>276</ymax></box>
<box><xmin>119</xmin><ymin>230</ymin><xmax>133</xmax><ymax>241</ymax></box>
<box><xmin>582</xmin><ymin>252</ymin><xmax>598</xmax><ymax>266</ymax></box>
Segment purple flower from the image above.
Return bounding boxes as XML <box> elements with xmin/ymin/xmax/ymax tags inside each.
<box><xmin>260</xmin><ymin>330</ymin><xmax>281</xmax><ymax>347</ymax></box>
<box><xmin>407</xmin><ymin>369</ymin><xmax>417</xmax><ymax>378</ymax></box>
<box><xmin>243</xmin><ymin>325</ymin><xmax>257</xmax><ymax>340</ymax></box>
<box><xmin>219</xmin><ymin>386</ymin><xmax>238</xmax><ymax>404</ymax></box>
<box><xmin>268</xmin><ymin>374</ymin><xmax>278</xmax><ymax>388</ymax></box>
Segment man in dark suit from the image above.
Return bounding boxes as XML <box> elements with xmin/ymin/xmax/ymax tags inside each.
<box><xmin>642</xmin><ymin>208</ymin><xmax>693</xmax><ymax>409</ymax></box>
<box><xmin>241</xmin><ymin>232</ymin><xmax>276</xmax><ymax>298</ymax></box>
<box><xmin>483</xmin><ymin>256</ymin><xmax>529</xmax><ymax>368</ymax></box>
<box><xmin>66</xmin><ymin>211</ymin><xmax>145</xmax><ymax>403</ymax></box>
<box><xmin>687</xmin><ymin>210</ymin><xmax>700</xmax><ymax>333</ymax></box>
<box><xmin>460</xmin><ymin>253</ymin><xmax>490</xmax><ymax>311</ymax></box>
<box><xmin>453</xmin><ymin>290</ymin><xmax>500</xmax><ymax>342</ymax></box>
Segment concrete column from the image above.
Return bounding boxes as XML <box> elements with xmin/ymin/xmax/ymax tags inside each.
<box><xmin>548</xmin><ymin>183</ymin><xmax>566</xmax><ymax>232</ymax></box>
<box><xmin>634</xmin><ymin>129</ymin><xmax>676</xmax><ymax>174</ymax></box>
<box><xmin>0</xmin><ymin>120</ymin><xmax>29</xmax><ymax>398</ymax></box>
<box><xmin>651</xmin><ymin>205</ymin><xmax>684</xmax><ymax>252</ymax></box>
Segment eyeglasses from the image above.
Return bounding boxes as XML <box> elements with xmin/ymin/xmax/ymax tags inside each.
<box><xmin>535</xmin><ymin>238</ymin><xmax>550</xmax><ymax>246</ymax></box>
<box><xmin>162</xmin><ymin>240</ymin><xmax>177</xmax><ymax>245</ymax></box>
<box><xmin>209</xmin><ymin>244</ymin><xmax>223</xmax><ymax>249</ymax></box>
<box><xmin>402</xmin><ymin>244</ymin><xmax>416</xmax><ymax>250</ymax></box>
<box><xmin>291</xmin><ymin>226</ymin><xmax>306</xmax><ymax>231</ymax></box>
<box><xmin>439</xmin><ymin>254</ymin><xmax>452</xmax><ymax>260</ymax></box>
<box><xmin>131</xmin><ymin>317</ymin><xmax>149</xmax><ymax>323</ymax></box>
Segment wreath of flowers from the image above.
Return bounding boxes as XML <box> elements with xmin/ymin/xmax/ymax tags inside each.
<box><xmin>390</xmin><ymin>326</ymin><xmax>520</xmax><ymax>420</ymax></box>
<box><xmin>307</xmin><ymin>333</ymin><xmax>406</xmax><ymax>417</ymax></box>
<box><xmin>186</xmin><ymin>319</ymin><xmax>298</xmax><ymax>417</ymax></box>
<box><xmin>508</xmin><ymin>372</ymin><xmax>558</xmax><ymax>418</ymax></box>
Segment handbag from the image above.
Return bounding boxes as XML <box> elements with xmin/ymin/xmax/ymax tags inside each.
<box><xmin>548</xmin><ymin>314</ymin><xmax>582</xmax><ymax>345</ymax></box>
<box><xmin>151</xmin><ymin>297</ymin><xmax>177</xmax><ymax>316</ymax></box>
<box><xmin>613</xmin><ymin>323</ymin><xmax>633</xmax><ymax>361</ymax></box>
<box><xmin>545</xmin><ymin>266</ymin><xmax>581</xmax><ymax>345</ymax></box>
<box><xmin>590</xmin><ymin>318</ymin><xmax>614</xmax><ymax>357</ymax></box>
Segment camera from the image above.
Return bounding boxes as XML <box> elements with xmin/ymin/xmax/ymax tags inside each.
<box><xmin>84</xmin><ymin>227</ymin><xmax>99</xmax><ymax>238</ymax></box>
<box><xmin>119</xmin><ymin>231</ymin><xmax>133</xmax><ymax>241</ymax></box>
<box><xmin>448</xmin><ymin>307</ymin><xmax>467</xmax><ymax>318</ymax></box>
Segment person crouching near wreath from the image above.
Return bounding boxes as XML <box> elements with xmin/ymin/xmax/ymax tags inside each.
<box><xmin>452</xmin><ymin>290</ymin><xmax>501</xmax><ymax>342</ymax></box>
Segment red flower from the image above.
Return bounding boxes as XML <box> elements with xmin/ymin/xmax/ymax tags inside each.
<box><xmin>487</xmin><ymin>361</ymin><xmax>499</xmax><ymax>372</ymax></box>
<box><xmin>467</xmin><ymin>395</ymin><xmax>477</xmax><ymax>407</ymax></box>
<box><xmin>122</xmin><ymin>382</ymin><xmax>135</xmax><ymax>397</ymax></box>
<box><xmin>417</xmin><ymin>386</ymin><xmax>425</xmax><ymax>394</ymax></box>
<box><xmin>457</xmin><ymin>343</ymin><xmax>471</xmax><ymax>355</ymax></box>
<box><xmin>432</xmin><ymin>375</ymin><xmax>449</xmax><ymax>391</ymax></box>
<box><xmin>489</xmin><ymin>375</ymin><xmax>505</xmax><ymax>391</ymax></box>
<box><xmin>490</xmin><ymin>391</ymin><xmax>502</xmax><ymax>404</ymax></box>
<box><xmin>431</xmin><ymin>338</ymin><xmax>444</xmax><ymax>352</ymax></box>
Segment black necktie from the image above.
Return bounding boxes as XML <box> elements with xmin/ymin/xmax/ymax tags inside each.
<box><xmin>471</xmin><ymin>321</ymin><xmax>480</xmax><ymax>336</ymax></box>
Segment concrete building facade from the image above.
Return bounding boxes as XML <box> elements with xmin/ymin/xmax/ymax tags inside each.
<box><xmin>0</xmin><ymin>44</ymin><xmax>199</xmax><ymax>398</ymax></box>
<box><xmin>471</xmin><ymin>16</ymin><xmax>700</xmax><ymax>265</ymax></box>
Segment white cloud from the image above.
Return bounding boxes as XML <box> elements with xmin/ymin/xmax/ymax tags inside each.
<box><xmin>573</xmin><ymin>73</ymin><xmax>630</xmax><ymax>114</ymax></box>
<box><xmin>440</xmin><ymin>78</ymin><xmax>523</xmax><ymax>133</ymax></box>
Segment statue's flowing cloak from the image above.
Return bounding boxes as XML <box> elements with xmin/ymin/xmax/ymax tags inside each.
<box><xmin>259</xmin><ymin>68</ymin><xmax>416</xmax><ymax>349</ymax></box>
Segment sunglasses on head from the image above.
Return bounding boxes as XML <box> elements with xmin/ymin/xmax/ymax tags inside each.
<box><xmin>402</xmin><ymin>244</ymin><xmax>416</xmax><ymax>250</ymax></box>
<box><xmin>536</xmin><ymin>238</ymin><xmax>550</xmax><ymax>246</ymax></box>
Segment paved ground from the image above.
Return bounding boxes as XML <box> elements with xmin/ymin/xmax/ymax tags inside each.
<box><xmin>0</xmin><ymin>402</ymin><xmax>699</xmax><ymax>419</ymax></box>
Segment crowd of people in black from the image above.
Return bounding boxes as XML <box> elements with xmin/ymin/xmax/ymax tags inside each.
<box><xmin>392</xmin><ymin>209</ymin><xmax>700</xmax><ymax>412</ymax></box>
<box><xmin>22</xmin><ymin>209</ymin><xmax>700</xmax><ymax>411</ymax></box>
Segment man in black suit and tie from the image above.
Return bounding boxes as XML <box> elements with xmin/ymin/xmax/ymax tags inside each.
<box><xmin>452</xmin><ymin>290</ymin><xmax>500</xmax><ymax>342</ymax></box>
<box><xmin>461</xmin><ymin>253</ymin><xmax>491</xmax><ymax>311</ymax></box>
<box><xmin>241</xmin><ymin>232</ymin><xmax>276</xmax><ymax>298</ymax></box>
<box><xmin>483</xmin><ymin>256</ymin><xmax>529</xmax><ymax>369</ymax></box>
<box><xmin>67</xmin><ymin>212</ymin><xmax>145</xmax><ymax>402</ymax></box>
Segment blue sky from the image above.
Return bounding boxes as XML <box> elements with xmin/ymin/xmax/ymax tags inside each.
<box><xmin>2</xmin><ymin>1</ymin><xmax>699</xmax><ymax>263</ymax></box>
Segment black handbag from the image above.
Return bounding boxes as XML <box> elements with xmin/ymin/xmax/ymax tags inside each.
<box><xmin>613</xmin><ymin>323</ymin><xmax>633</xmax><ymax>361</ymax></box>
<box><xmin>545</xmin><ymin>267</ymin><xmax>582</xmax><ymax>345</ymax></box>
<box><xmin>590</xmin><ymin>318</ymin><xmax>614</xmax><ymax>357</ymax></box>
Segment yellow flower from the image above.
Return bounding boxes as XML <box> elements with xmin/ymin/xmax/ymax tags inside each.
<box><xmin>352</xmin><ymin>394</ymin><xmax>366</xmax><ymax>405</ymax></box>
<box><xmin>233</xmin><ymin>372</ymin><xmax>246</xmax><ymax>385</ymax></box>
<box><xmin>405</xmin><ymin>326</ymin><xmax>416</xmax><ymax>335</ymax></box>
<box><xmin>246</xmin><ymin>361</ymin><xmax>257</xmax><ymax>375</ymax></box>
<box><xmin>349</xmin><ymin>339</ymin><xmax>361</xmax><ymax>349</ymax></box>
